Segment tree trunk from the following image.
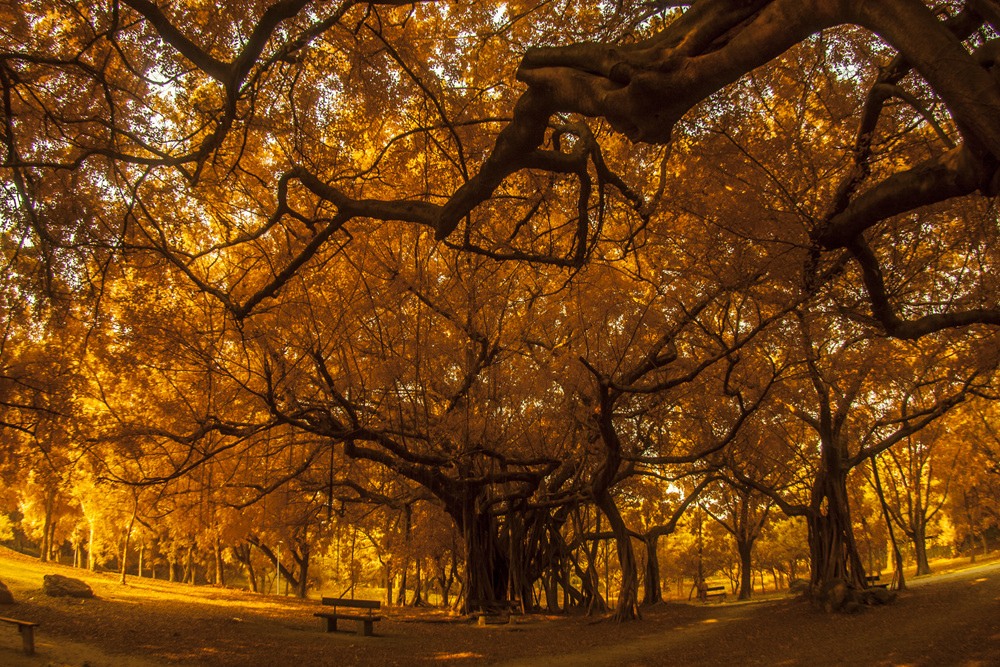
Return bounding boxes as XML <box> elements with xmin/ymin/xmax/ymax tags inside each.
<box><xmin>590</xmin><ymin>390</ymin><xmax>640</xmax><ymax>621</ymax></box>
<box><xmin>912</xmin><ymin>521</ymin><xmax>932</xmax><ymax>575</ymax></box>
<box><xmin>442</xmin><ymin>571</ymin><xmax>454</xmax><ymax>608</ymax></box>
<box><xmin>184</xmin><ymin>544</ymin><xmax>195</xmax><ymax>584</ymax></box>
<box><xmin>737</xmin><ymin>538</ymin><xmax>754</xmax><ymax>600</ymax></box>
<box><xmin>807</xmin><ymin>450</ymin><xmax>865</xmax><ymax>591</ymax></box>
<box><xmin>551</xmin><ymin>532</ymin><xmax>586</xmax><ymax>610</ymax></box>
<box><xmin>894</xmin><ymin>544</ymin><xmax>907</xmax><ymax>591</ymax></box>
<box><xmin>452</xmin><ymin>497</ymin><xmax>509</xmax><ymax>609</ymax></box>
<box><xmin>806</xmin><ymin>496</ymin><xmax>864</xmax><ymax>589</ymax></box>
<box><xmin>581</xmin><ymin>521</ymin><xmax>608</xmax><ymax>614</ymax></box>
<box><xmin>594</xmin><ymin>489</ymin><xmax>640</xmax><ymax>621</ymax></box>
<box><xmin>435</xmin><ymin>550</ymin><xmax>457</xmax><ymax>608</ymax></box>
<box><xmin>641</xmin><ymin>534</ymin><xmax>663</xmax><ymax>605</ymax></box>
<box><xmin>233</xmin><ymin>543</ymin><xmax>246</xmax><ymax>590</ymax></box>
<box><xmin>246</xmin><ymin>553</ymin><xmax>257</xmax><ymax>593</ymax></box>
<box><xmin>453</xmin><ymin>576</ymin><xmax>466</xmax><ymax>613</ymax></box>
<box><xmin>410</xmin><ymin>560</ymin><xmax>426</xmax><ymax>606</ymax></box>
<box><xmin>563</xmin><ymin>534</ymin><xmax>603</xmax><ymax>612</ymax></box>
<box><xmin>235</xmin><ymin>543</ymin><xmax>258</xmax><ymax>593</ymax></box>
<box><xmin>168</xmin><ymin>548</ymin><xmax>177</xmax><ymax>582</ymax></box>
<box><xmin>40</xmin><ymin>489</ymin><xmax>54</xmax><ymax>563</ymax></box>
<box><xmin>435</xmin><ymin>569</ymin><xmax>450</xmax><ymax>608</ymax></box>
<box><xmin>871</xmin><ymin>454</ymin><xmax>907</xmax><ymax>591</ymax></box>
<box><xmin>150</xmin><ymin>539</ymin><xmax>158</xmax><ymax>580</ymax></box>
<box><xmin>119</xmin><ymin>504</ymin><xmax>137</xmax><ymax>585</ymax></box>
<box><xmin>50</xmin><ymin>519</ymin><xmax>59</xmax><ymax>562</ymax></box>
<box><xmin>396</xmin><ymin>506</ymin><xmax>411</xmax><ymax>605</ymax></box>
<box><xmin>214</xmin><ymin>537</ymin><xmax>225</xmax><ymax>586</ymax></box>
<box><xmin>295</xmin><ymin>543</ymin><xmax>310</xmax><ymax>599</ymax></box>
<box><xmin>396</xmin><ymin>566</ymin><xmax>408</xmax><ymax>605</ymax></box>
<box><xmin>88</xmin><ymin>522</ymin><xmax>96</xmax><ymax>571</ymax></box>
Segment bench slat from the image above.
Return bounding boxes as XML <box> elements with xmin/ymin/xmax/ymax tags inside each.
<box><xmin>320</xmin><ymin>597</ymin><xmax>381</xmax><ymax>610</ymax></box>
<box><xmin>704</xmin><ymin>586</ymin><xmax>726</xmax><ymax>601</ymax></box>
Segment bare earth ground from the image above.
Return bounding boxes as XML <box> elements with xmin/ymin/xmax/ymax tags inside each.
<box><xmin>0</xmin><ymin>547</ymin><xmax>998</xmax><ymax>666</ymax></box>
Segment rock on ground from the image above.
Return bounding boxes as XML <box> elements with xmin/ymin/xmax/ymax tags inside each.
<box><xmin>788</xmin><ymin>578</ymin><xmax>809</xmax><ymax>594</ymax></box>
<box><xmin>43</xmin><ymin>573</ymin><xmax>94</xmax><ymax>598</ymax></box>
<box><xmin>0</xmin><ymin>579</ymin><xmax>14</xmax><ymax>604</ymax></box>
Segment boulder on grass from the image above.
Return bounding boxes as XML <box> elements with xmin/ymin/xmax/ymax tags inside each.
<box><xmin>43</xmin><ymin>574</ymin><xmax>94</xmax><ymax>598</ymax></box>
<box><xmin>812</xmin><ymin>577</ymin><xmax>849</xmax><ymax>613</ymax></box>
<box><xmin>866</xmin><ymin>587</ymin><xmax>897</xmax><ymax>605</ymax></box>
<box><xmin>0</xmin><ymin>579</ymin><xmax>14</xmax><ymax>604</ymax></box>
<box><xmin>788</xmin><ymin>578</ymin><xmax>809</xmax><ymax>594</ymax></box>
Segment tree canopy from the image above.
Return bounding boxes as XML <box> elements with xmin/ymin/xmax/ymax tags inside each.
<box><xmin>3</xmin><ymin>0</ymin><xmax>1000</xmax><ymax>620</ymax></box>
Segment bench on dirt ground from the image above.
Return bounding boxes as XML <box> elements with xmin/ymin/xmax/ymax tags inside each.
<box><xmin>0</xmin><ymin>616</ymin><xmax>39</xmax><ymax>655</ymax></box>
<box><xmin>468</xmin><ymin>599</ymin><xmax>522</xmax><ymax>626</ymax></box>
<box><xmin>314</xmin><ymin>597</ymin><xmax>382</xmax><ymax>637</ymax></box>
<box><xmin>865</xmin><ymin>575</ymin><xmax>889</xmax><ymax>589</ymax></box>
<box><xmin>705</xmin><ymin>586</ymin><xmax>726</xmax><ymax>601</ymax></box>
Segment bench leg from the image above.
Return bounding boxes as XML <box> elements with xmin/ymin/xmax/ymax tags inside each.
<box><xmin>320</xmin><ymin>616</ymin><xmax>337</xmax><ymax>633</ymax></box>
<box><xmin>19</xmin><ymin>625</ymin><xmax>34</xmax><ymax>655</ymax></box>
<box><xmin>358</xmin><ymin>619</ymin><xmax>373</xmax><ymax>637</ymax></box>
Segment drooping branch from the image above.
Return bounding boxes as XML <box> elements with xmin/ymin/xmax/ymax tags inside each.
<box><xmin>847</xmin><ymin>236</ymin><xmax>1000</xmax><ymax>339</ymax></box>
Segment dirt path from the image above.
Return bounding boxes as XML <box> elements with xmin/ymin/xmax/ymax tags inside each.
<box><xmin>1</xmin><ymin>547</ymin><xmax>998</xmax><ymax>666</ymax></box>
<box><xmin>497</xmin><ymin>602</ymin><xmax>755</xmax><ymax>667</ymax></box>
<box><xmin>599</xmin><ymin>562</ymin><xmax>1000</xmax><ymax>667</ymax></box>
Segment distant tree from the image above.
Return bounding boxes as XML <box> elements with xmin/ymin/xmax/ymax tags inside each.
<box><xmin>946</xmin><ymin>400</ymin><xmax>1000</xmax><ymax>558</ymax></box>
<box><xmin>735</xmin><ymin>310</ymin><xmax>994</xmax><ymax>590</ymax></box>
<box><xmin>873</xmin><ymin>421</ymin><xmax>962</xmax><ymax>575</ymax></box>
<box><xmin>704</xmin><ymin>478</ymin><xmax>774</xmax><ymax>600</ymax></box>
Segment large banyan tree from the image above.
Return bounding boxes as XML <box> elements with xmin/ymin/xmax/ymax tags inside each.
<box><xmin>3</xmin><ymin>0</ymin><xmax>1000</xmax><ymax>613</ymax></box>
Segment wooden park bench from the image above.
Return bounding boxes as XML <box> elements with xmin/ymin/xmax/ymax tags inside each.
<box><xmin>865</xmin><ymin>574</ymin><xmax>889</xmax><ymax>589</ymax></box>
<box><xmin>0</xmin><ymin>616</ymin><xmax>39</xmax><ymax>655</ymax></box>
<box><xmin>314</xmin><ymin>597</ymin><xmax>382</xmax><ymax>637</ymax></box>
<box><xmin>467</xmin><ymin>598</ymin><xmax>522</xmax><ymax>626</ymax></box>
<box><xmin>705</xmin><ymin>585</ymin><xmax>727</xmax><ymax>602</ymax></box>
